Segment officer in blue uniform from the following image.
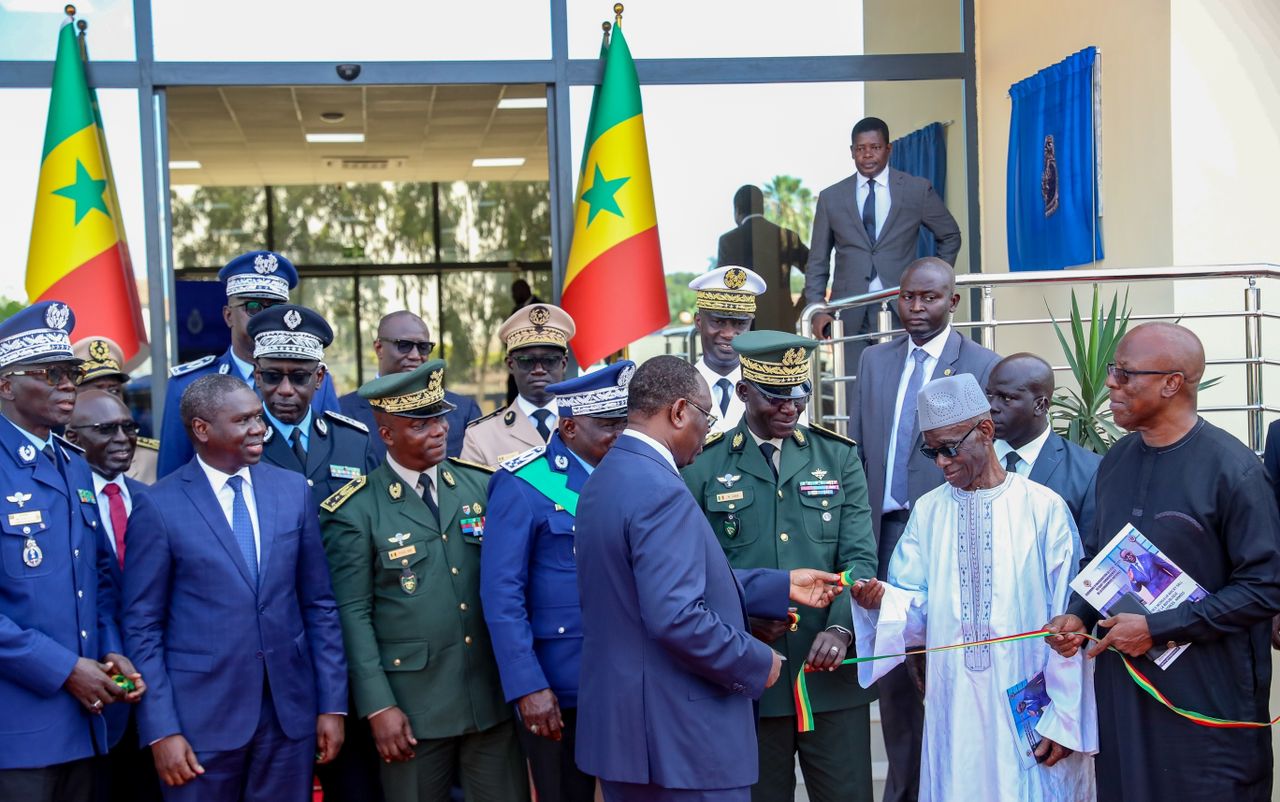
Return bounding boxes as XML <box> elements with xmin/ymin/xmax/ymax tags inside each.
<box><xmin>481</xmin><ymin>360</ymin><xmax>635</xmax><ymax>802</ymax></box>
<box><xmin>156</xmin><ymin>250</ymin><xmax>340</xmax><ymax>478</ymax></box>
<box><xmin>0</xmin><ymin>301</ymin><xmax>144</xmax><ymax>801</ymax></box>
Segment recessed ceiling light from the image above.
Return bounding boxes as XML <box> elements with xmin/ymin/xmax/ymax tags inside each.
<box><xmin>473</xmin><ymin>157</ymin><xmax>525</xmax><ymax>167</ymax></box>
<box><xmin>169</xmin><ymin>160</ymin><xmax>202</xmax><ymax>170</ymax></box>
<box><xmin>320</xmin><ymin>111</ymin><xmax>347</xmax><ymax>123</ymax></box>
<box><xmin>306</xmin><ymin>132</ymin><xmax>364</xmax><ymax>143</ymax></box>
<box><xmin>498</xmin><ymin>97</ymin><xmax>547</xmax><ymax>110</ymax></box>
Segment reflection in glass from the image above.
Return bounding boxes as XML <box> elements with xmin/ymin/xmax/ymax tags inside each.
<box><xmin>292</xmin><ymin>277</ymin><xmax>357</xmax><ymax>396</ymax></box>
<box><xmin>438</xmin><ymin>182</ymin><xmax>552</xmax><ymax>263</ymax></box>
<box><xmin>170</xmin><ymin>186</ymin><xmax>268</xmax><ymax>268</ymax></box>
<box><xmin>354</xmin><ymin>275</ymin><xmax>441</xmax><ymax>388</ymax></box>
<box><xmin>274</xmin><ymin>184</ymin><xmax>437</xmax><ymax>265</ymax></box>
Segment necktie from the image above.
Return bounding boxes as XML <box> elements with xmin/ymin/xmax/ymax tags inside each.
<box><xmin>889</xmin><ymin>349</ymin><xmax>928</xmax><ymax>507</ymax></box>
<box><xmin>532</xmin><ymin>409</ymin><xmax>553</xmax><ymax>443</ymax></box>
<box><xmin>289</xmin><ymin>428</ymin><xmax>307</xmax><ymax>466</ymax></box>
<box><xmin>102</xmin><ymin>483</ymin><xmax>127</xmax><ymax>569</ymax></box>
<box><xmin>759</xmin><ymin>442</ymin><xmax>780</xmax><ymax>483</ymax></box>
<box><xmin>1004</xmin><ymin>451</ymin><xmax>1021</xmax><ymax>475</ymax></box>
<box><xmin>862</xmin><ymin>178</ymin><xmax>878</xmax><ymax>245</ymax></box>
<box><xmin>715</xmin><ymin>378</ymin><xmax>733</xmax><ymax>417</ymax></box>
<box><xmin>419</xmin><ymin>473</ymin><xmax>440</xmax><ymax>526</ymax></box>
<box><xmin>225</xmin><ymin>475</ymin><xmax>259</xmax><ymax>584</ymax></box>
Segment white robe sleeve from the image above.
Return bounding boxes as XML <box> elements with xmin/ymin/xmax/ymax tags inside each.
<box><xmin>1034</xmin><ymin>496</ymin><xmax>1099</xmax><ymax>755</ymax></box>
<box><xmin>854</xmin><ymin>511</ymin><xmax>929</xmax><ymax>688</ymax></box>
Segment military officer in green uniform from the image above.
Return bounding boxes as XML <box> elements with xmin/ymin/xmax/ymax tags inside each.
<box><xmin>318</xmin><ymin>360</ymin><xmax>527</xmax><ymax>802</ymax></box>
<box><xmin>683</xmin><ymin>331</ymin><xmax>878</xmax><ymax>802</ymax></box>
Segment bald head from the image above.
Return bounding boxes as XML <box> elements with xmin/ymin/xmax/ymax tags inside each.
<box><xmin>991</xmin><ymin>353</ymin><xmax>1055</xmax><ymax>396</ymax></box>
<box><xmin>1109</xmin><ymin>322</ymin><xmax>1204</xmax><ymax>440</ymax></box>
<box><xmin>901</xmin><ymin>257</ymin><xmax>956</xmax><ymax>292</ymax></box>
<box><xmin>986</xmin><ymin>353</ymin><xmax>1054</xmax><ymax>447</ymax></box>
<box><xmin>1120</xmin><ymin>323</ymin><xmax>1205</xmax><ymax>385</ymax></box>
<box><xmin>69</xmin><ymin>388</ymin><xmax>131</xmax><ymax>428</ymax></box>
<box><xmin>67</xmin><ymin>389</ymin><xmax>137</xmax><ymax>478</ymax></box>
<box><xmin>898</xmin><ymin>257</ymin><xmax>960</xmax><ymax>345</ymax></box>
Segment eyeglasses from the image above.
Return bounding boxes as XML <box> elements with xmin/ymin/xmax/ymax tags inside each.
<box><xmin>233</xmin><ymin>299</ymin><xmax>281</xmax><ymax>317</ymax></box>
<box><xmin>379</xmin><ymin>338</ymin><xmax>435</xmax><ymax>357</ymax></box>
<box><xmin>684</xmin><ymin>397</ymin><xmax>720</xmax><ymax>430</ymax></box>
<box><xmin>1106</xmin><ymin>363</ymin><xmax>1183</xmax><ymax>385</ymax></box>
<box><xmin>511</xmin><ymin>354</ymin><xmax>564</xmax><ymax>372</ymax></box>
<box><xmin>67</xmin><ymin>420</ymin><xmax>140</xmax><ymax>437</ymax></box>
<box><xmin>5</xmin><ymin>365</ymin><xmax>86</xmax><ymax>386</ymax></box>
<box><xmin>257</xmin><ymin>369</ymin><xmax>317</xmax><ymax>388</ymax></box>
<box><xmin>920</xmin><ymin>421</ymin><xmax>981</xmax><ymax>460</ymax></box>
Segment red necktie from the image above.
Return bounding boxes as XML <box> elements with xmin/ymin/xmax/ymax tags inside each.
<box><xmin>102</xmin><ymin>483</ymin><xmax>127</xmax><ymax>568</ymax></box>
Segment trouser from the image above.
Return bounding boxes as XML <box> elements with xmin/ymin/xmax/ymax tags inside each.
<box><xmin>315</xmin><ymin>701</ymin><xmax>384</xmax><ymax>802</ymax></box>
<box><xmin>0</xmin><ymin>756</ymin><xmax>94</xmax><ymax>802</ymax></box>
<box><xmin>753</xmin><ymin>706</ymin><xmax>873</xmax><ymax>802</ymax></box>
<box><xmin>876</xmin><ymin>510</ymin><xmax>924</xmax><ymax>802</ymax></box>
<box><xmin>379</xmin><ymin>719</ymin><xmax>527</xmax><ymax>802</ymax></box>
<box><xmin>516</xmin><ymin>705</ymin><xmax>596</xmax><ymax>802</ymax></box>
<box><xmin>602</xmin><ymin>780</ymin><xmax>750</xmax><ymax>801</ymax></box>
<box><xmin>94</xmin><ymin>715</ymin><xmax>163</xmax><ymax>802</ymax></box>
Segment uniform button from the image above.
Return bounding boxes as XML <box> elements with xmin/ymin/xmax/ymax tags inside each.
<box><xmin>73</xmin><ymin>549</ymin><xmax>80</xmax><ymax>558</ymax></box>
<box><xmin>258</xmin><ymin>604</ymin><xmax>267</xmax><ymax>613</ymax></box>
<box><xmin>307</xmin><ymin>479</ymin><xmax>314</xmax><ymax>487</ymax></box>
<box><xmin>821</xmin><ymin>500</ymin><xmax>829</xmax><ymax>507</ymax></box>
<box><xmin>451</xmin><ymin>567</ymin><xmax>459</xmax><ymax>575</ymax></box>
<box><xmin>571</xmin><ymin>525</ymin><xmax>576</xmax><ymax>532</ymax></box>
<box><xmin>822</xmin><ymin>512</ymin><xmax>832</xmax><ymax>522</ymax></box>
<box><xmin>393</xmin><ymin>658</ymin><xmax>402</xmax><ymax>666</ymax></box>
<box><xmin>557</xmin><ymin>626</ymin><xmax>565</xmax><ymax>634</ymax></box>
<box><xmin>90</xmin><ymin>521</ymin><xmax>97</xmax><ymax>528</ymax></box>
<box><xmin>22</xmin><ymin>526</ymin><xmax>30</xmax><ymax>535</ymax></box>
<box><xmin>256</xmin><ymin>651</ymin><xmax>264</xmax><ymax>659</ymax></box>
<box><xmin>779</xmin><ymin>533</ymin><xmax>789</xmax><ymax>542</ymax></box>
<box><xmin>777</xmin><ymin>490</ymin><xmax>783</xmax><ymax>499</ymax></box>
<box><xmin>401</xmin><ymin>559</ymin><xmax>409</xmax><ymax>567</ymax></box>
<box><xmin>80</xmin><ymin>630</ymin><xmax>88</xmax><ymax>639</ymax></box>
<box><xmin>459</xmin><ymin>602</ymin><xmax>468</xmax><ymax>611</ymax></box>
<box><xmin>442</xmin><ymin>534</ymin><xmax>449</xmax><ymax>542</ymax></box>
<box><xmin>77</xmin><ymin>590</ymin><xmax>83</xmax><ymax>599</ymax></box>
<box><xmin>728</xmin><ymin>503</ymin><xmax>736</xmax><ymax>510</ymax></box>
<box><xmin>464</xmin><ymin>636</ymin><xmax>473</xmax><ymax>645</ymax></box>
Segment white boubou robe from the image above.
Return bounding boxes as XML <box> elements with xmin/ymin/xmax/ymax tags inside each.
<box><xmin>855</xmin><ymin>473</ymin><xmax>1098</xmax><ymax>802</ymax></box>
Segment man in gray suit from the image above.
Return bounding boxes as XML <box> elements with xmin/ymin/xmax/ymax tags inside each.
<box><xmin>848</xmin><ymin>257</ymin><xmax>998</xmax><ymax>802</ymax></box>
<box><xmin>987</xmin><ymin>353</ymin><xmax>1101</xmax><ymax>549</ymax></box>
<box><xmin>805</xmin><ymin>117</ymin><xmax>961</xmax><ymax>370</ymax></box>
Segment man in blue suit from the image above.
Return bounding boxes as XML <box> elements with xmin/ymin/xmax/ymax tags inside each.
<box><xmin>157</xmin><ymin>251</ymin><xmax>341</xmax><ymax>478</ymax></box>
<box><xmin>986</xmin><ymin>353</ymin><xmax>1101</xmax><ymax>551</ymax></box>
<box><xmin>0</xmin><ymin>302</ymin><xmax>143</xmax><ymax>801</ymax></box>
<box><xmin>65</xmin><ymin>389</ymin><xmax>162</xmax><ymax>802</ymax></box>
<box><xmin>339</xmin><ymin>311</ymin><xmax>482</xmax><ymax>461</ymax></box>
<box><xmin>575</xmin><ymin>356</ymin><xmax>843</xmax><ymax>801</ymax></box>
<box><xmin>482</xmin><ymin>360</ymin><xmax>633</xmax><ymax>802</ymax></box>
<box><xmin>123</xmin><ymin>374</ymin><xmax>348</xmax><ymax>801</ymax></box>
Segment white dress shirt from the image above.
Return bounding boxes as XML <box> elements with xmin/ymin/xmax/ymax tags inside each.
<box><xmin>993</xmin><ymin>425</ymin><xmax>1053</xmax><ymax>477</ymax></box>
<box><xmin>857</xmin><ymin>166</ymin><xmax>893</xmax><ymax>291</ymax></box>
<box><xmin>516</xmin><ymin>394</ymin><xmax>559</xmax><ymax>433</ymax></box>
<box><xmin>748</xmin><ymin>428</ymin><xmax>784</xmax><ymax>475</ymax></box>
<box><xmin>93</xmin><ymin>472</ymin><xmax>132</xmax><ymax>556</ymax></box>
<box><xmin>621</xmin><ymin>429</ymin><xmax>678</xmax><ymax>474</ymax></box>
<box><xmin>196</xmin><ymin>456</ymin><xmax>260</xmax><ymax>561</ymax></box>
<box><xmin>386</xmin><ymin>454</ymin><xmax>438</xmax><ymax>506</ymax></box>
<box><xmin>881</xmin><ymin>325</ymin><xmax>951</xmax><ymax>513</ymax></box>
<box><xmin>694</xmin><ymin>358</ymin><xmax>744</xmax><ymax>435</ymax></box>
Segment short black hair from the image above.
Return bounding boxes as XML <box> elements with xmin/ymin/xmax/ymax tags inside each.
<box><xmin>732</xmin><ymin>185</ymin><xmax>764</xmax><ymax>217</ymax></box>
<box><xmin>180</xmin><ymin>374</ymin><xmax>252</xmax><ymax>433</ymax></box>
<box><xmin>627</xmin><ymin>355</ymin><xmax>704</xmax><ymax>418</ymax></box>
<box><xmin>852</xmin><ymin>116</ymin><xmax>890</xmax><ymax>145</ymax></box>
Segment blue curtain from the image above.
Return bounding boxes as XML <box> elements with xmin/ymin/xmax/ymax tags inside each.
<box><xmin>1007</xmin><ymin>46</ymin><xmax>1103</xmax><ymax>271</ymax></box>
<box><xmin>889</xmin><ymin>121</ymin><xmax>946</xmax><ymax>259</ymax></box>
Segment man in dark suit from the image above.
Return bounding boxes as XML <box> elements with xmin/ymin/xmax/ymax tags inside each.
<box><xmin>65</xmin><ymin>390</ymin><xmax>162</xmax><ymax>802</ymax></box>
<box><xmin>123</xmin><ymin>374</ymin><xmax>348</xmax><ymax>801</ymax></box>
<box><xmin>339</xmin><ymin>311</ymin><xmax>481</xmax><ymax>461</ymax></box>
<box><xmin>1261</xmin><ymin>420</ymin><xmax>1280</xmax><ymax>510</ymax></box>
<box><xmin>848</xmin><ymin>258</ymin><xmax>999</xmax><ymax>802</ymax></box>
<box><xmin>805</xmin><ymin>117</ymin><xmax>961</xmax><ymax>370</ymax></box>
<box><xmin>574</xmin><ymin>355</ymin><xmax>843</xmax><ymax>801</ymax></box>
<box><xmin>718</xmin><ymin>185</ymin><xmax>810</xmax><ymax>333</ymax></box>
<box><xmin>986</xmin><ymin>353</ymin><xmax>1101</xmax><ymax>550</ymax></box>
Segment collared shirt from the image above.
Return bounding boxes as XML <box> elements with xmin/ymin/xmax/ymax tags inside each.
<box><xmin>568</xmin><ymin>447</ymin><xmax>595</xmax><ymax>476</ymax></box>
<box><xmin>856</xmin><ymin>166</ymin><xmax>892</xmax><ymax>291</ymax></box>
<box><xmin>621</xmin><ymin>429</ymin><xmax>678</xmax><ymax>474</ymax></box>
<box><xmin>882</xmin><ymin>325</ymin><xmax>952</xmax><ymax>513</ymax></box>
<box><xmin>93</xmin><ymin>471</ymin><xmax>132</xmax><ymax>554</ymax></box>
<box><xmin>229</xmin><ymin>349</ymin><xmax>256</xmax><ymax>387</ymax></box>
<box><xmin>196</xmin><ymin>456</ymin><xmax>260</xmax><ymax>561</ymax></box>
<box><xmin>994</xmin><ymin>425</ymin><xmax>1053</xmax><ymax>477</ymax></box>
<box><xmin>6</xmin><ymin>417</ymin><xmax>54</xmax><ymax>454</ymax></box>
<box><xmin>265</xmin><ymin>407</ymin><xmax>313</xmax><ymax>452</ymax></box>
<box><xmin>516</xmin><ymin>395</ymin><xmax>558</xmax><ymax>430</ymax></box>
<box><xmin>386</xmin><ymin>453</ymin><xmax>438</xmax><ymax>506</ymax></box>
<box><xmin>747</xmin><ymin>428</ymin><xmax>784</xmax><ymax>474</ymax></box>
<box><xmin>694</xmin><ymin>358</ymin><xmax>744</xmax><ymax>435</ymax></box>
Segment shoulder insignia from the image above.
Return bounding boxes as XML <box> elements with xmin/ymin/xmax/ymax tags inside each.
<box><xmin>217</xmin><ymin>363</ymin><xmax>231</xmax><ymax>375</ymax></box>
<box><xmin>703</xmin><ymin>431</ymin><xmax>725</xmax><ymax>447</ymax></box>
<box><xmin>324</xmin><ymin>410</ymin><xmax>369</xmax><ymax>433</ymax></box>
<box><xmin>503</xmin><ymin>410</ymin><xmax>517</xmax><ymax>427</ymax></box>
<box><xmin>498</xmin><ymin>445</ymin><xmax>545</xmax><ymax>473</ymax></box>
<box><xmin>136</xmin><ymin>436</ymin><xmax>160</xmax><ymax>450</ymax></box>
<box><xmin>467</xmin><ymin>408</ymin><xmax>503</xmax><ymax>429</ymax></box>
<box><xmin>320</xmin><ymin>475</ymin><xmax>367</xmax><ymax>512</ymax></box>
<box><xmin>808</xmin><ymin>423</ymin><xmax>857</xmax><ymax>447</ymax></box>
<box><xmin>168</xmin><ymin>354</ymin><xmax>215</xmax><ymax>377</ymax></box>
<box><xmin>731</xmin><ymin>432</ymin><xmax>745</xmax><ymax>451</ymax></box>
<box><xmin>52</xmin><ymin>433</ymin><xmax>84</xmax><ymax>454</ymax></box>
<box><xmin>792</xmin><ymin>429</ymin><xmax>807</xmax><ymax>446</ymax></box>
<box><xmin>450</xmin><ymin>456</ymin><xmax>497</xmax><ymax>475</ymax></box>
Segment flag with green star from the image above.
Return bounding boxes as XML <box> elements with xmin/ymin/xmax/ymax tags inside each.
<box><xmin>562</xmin><ymin>16</ymin><xmax>668</xmax><ymax>366</ymax></box>
<box><xmin>25</xmin><ymin>13</ymin><xmax>147</xmax><ymax>366</ymax></box>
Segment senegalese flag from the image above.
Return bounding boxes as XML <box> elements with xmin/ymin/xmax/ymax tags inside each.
<box><xmin>26</xmin><ymin>17</ymin><xmax>147</xmax><ymax>366</ymax></box>
<box><xmin>562</xmin><ymin>20</ymin><xmax>668</xmax><ymax>366</ymax></box>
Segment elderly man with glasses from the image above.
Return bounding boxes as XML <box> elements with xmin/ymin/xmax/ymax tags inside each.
<box><xmin>156</xmin><ymin>250</ymin><xmax>340</xmax><ymax>479</ymax></box>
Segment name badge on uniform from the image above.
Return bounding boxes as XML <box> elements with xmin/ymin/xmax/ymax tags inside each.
<box><xmin>330</xmin><ymin>465</ymin><xmax>362</xmax><ymax>480</ymax></box>
<box><xmin>716</xmin><ymin>491</ymin><xmax>744</xmax><ymax>503</ymax></box>
<box><xmin>388</xmin><ymin>545</ymin><xmax>417</xmax><ymax>561</ymax></box>
<box><xmin>8</xmin><ymin>510</ymin><xmax>42</xmax><ymax>527</ymax></box>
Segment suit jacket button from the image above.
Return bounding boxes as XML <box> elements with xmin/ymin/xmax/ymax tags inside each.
<box><xmin>258</xmin><ymin>604</ymin><xmax>266</xmax><ymax>613</ymax></box>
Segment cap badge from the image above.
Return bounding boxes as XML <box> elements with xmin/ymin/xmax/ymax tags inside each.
<box><xmin>284</xmin><ymin>309</ymin><xmax>302</xmax><ymax>330</ymax></box>
<box><xmin>44</xmin><ymin>303</ymin><xmax>70</xmax><ymax>330</ymax></box>
<box><xmin>89</xmin><ymin>340</ymin><xmax>110</xmax><ymax>361</ymax></box>
<box><xmin>782</xmin><ymin>347</ymin><xmax>806</xmax><ymax>366</ymax></box>
<box><xmin>253</xmin><ymin>253</ymin><xmax>279</xmax><ymax>274</ymax></box>
<box><xmin>724</xmin><ymin>268</ymin><xmax>747</xmax><ymax>289</ymax></box>
<box><xmin>716</xmin><ymin>473</ymin><xmax>741</xmax><ymax>488</ymax></box>
<box><xmin>618</xmin><ymin>363</ymin><xmax>636</xmax><ymax>387</ymax></box>
<box><xmin>17</xmin><ymin>444</ymin><xmax>36</xmax><ymax>463</ymax></box>
<box><xmin>529</xmin><ymin>305</ymin><xmax>551</xmax><ymax>327</ymax></box>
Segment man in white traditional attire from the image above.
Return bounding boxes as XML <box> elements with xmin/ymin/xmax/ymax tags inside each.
<box><xmin>850</xmin><ymin>373</ymin><xmax>1096</xmax><ymax>802</ymax></box>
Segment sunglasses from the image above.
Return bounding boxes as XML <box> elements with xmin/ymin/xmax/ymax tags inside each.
<box><xmin>511</xmin><ymin>354</ymin><xmax>564</xmax><ymax>372</ymax></box>
<box><xmin>1106</xmin><ymin>363</ymin><xmax>1183</xmax><ymax>386</ymax></box>
<box><xmin>6</xmin><ymin>365</ymin><xmax>86</xmax><ymax>386</ymax></box>
<box><xmin>234</xmin><ymin>299</ymin><xmax>282</xmax><ymax>317</ymax></box>
<box><xmin>684</xmin><ymin>397</ymin><xmax>720</xmax><ymax>430</ymax></box>
<box><xmin>919</xmin><ymin>421</ymin><xmax>981</xmax><ymax>460</ymax></box>
<box><xmin>257</xmin><ymin>369</ymin><xmax>317</xmax><ymax>388</ymax></box>
<box><xmin>68</xmin><ymin>420</ymin><xmax>141</xmax><ymax>437</ymax></box>
<box><xmin>379</xmin><ymin>338</ymin><xmax>435</xmax><ymax>357</ymax></box>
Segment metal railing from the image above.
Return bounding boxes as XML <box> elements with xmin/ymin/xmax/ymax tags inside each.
<box><xmin>796</xmin><ymin>263</ymin><xmax>1280</xmax><ymax>452</ymax></box>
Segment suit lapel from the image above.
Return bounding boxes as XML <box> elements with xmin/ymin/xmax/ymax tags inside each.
<box><xmin>379</xmin><ymin>463</ymin><xmax>439</xmax><ymax>534</ymax></box>
<box><xmin>436</xmin><ymin>464</ymin><xmax>461</xmax><ymax>535</ymax></box>
<box><xmin>251</xmin><ymin>463</ymin><xmax>277</xmax><ymax>584</ymax></box>
<box><xmin>845</xmin><ymin>174</ymin><xmax>874</xmax><ymax>249</ymax></box>
<box><xmin>306</xmin><ymin>417</ymin><xmax>335</xmax><ymax>481</ymax></box>
<box><xmin>878</xmin><ymin>169</ymin><xmax>907</xmax><ymax>243</ymax></box>
<box><xmin>777</xmin><ymin>432</ymin><xmax>810</xmax><ymax>487</ymax></box>
<box><xmin>509</xmin><ymin>403</ymin><xmax>547</xmax><ymax>450</ymax></box>
<box><xmin>734</xmin><ymin>426</ymin><xmax>777</xmax><ymax>486</ymax></box>
<box><xmin>912</xmin><ymin>331</ymin><xmax>963</xmax><ymax>450</ymax></box>
<box><xmin>1029</xmin><ymin>432</ymin><xmax>1064</xmax><ymax>484</ymax></box>
<box><xmin>878</xmin><ymin>337</ymin><xmax>909</xmax><ymax>436</ymax></box>
<box><xmin>180</xmin><ymin>460</ymin><xmax>256</xmax><ymax>590</ymax></box>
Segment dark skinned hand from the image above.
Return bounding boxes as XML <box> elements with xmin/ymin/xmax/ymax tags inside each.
<box><xmin>152</xmin><ymin>734</ymin><xmax>204</xmax><ymax>787</ymax></box>
<box><xmin>750</xmin><ymin>616</ymin><xmax>789</xmax><ymax>644</ymax></box>
<box><xmin>103</xmin><ymin>652</ymin><xmax>146</xmax><ymax>703</ymax></box>
<box><xmin>1044</xmin><ymin>614</ymin><xmax>1088</xmax><ymax>658</ymax></box>
<box><xmin>1088</xmin><ymin>613</ymin><xmax>1154</xmax><ymax>659</ymax></box>
<box><xmin>315</xmin><ymin>714</ymin><xmax>345</xmax><ymax>764</ymax></box>
<box><xmin>849</xmin><ymin>578</ymin><xmax>885</xmax><ymax>610</ymax></box>
<box><xmin>806</xmin><ymin>628</ymin><xmax>851</xmax><ymax>671</ymax></box>
<box><xmin>64</xmin><ymin>656</ymin><xmax>124</xmax><ymax>712</ymax></box>
<box><xmin>812</xmin><ymin>312</ymin><xmax>836</xmax><ymax>340</ymax></box>
<box><xmin>1033</xmin><ymin>736</ymin><xmax>1072</xmax><ymax>767</ymax></box>
<box><xmin>517</xmin><ymin>689</ymin><xmax>564</xmax><ymax>741</ymax></box>
<box><xmin>905</xmin><ymin>652</ymin><xmax>927</xmax><ymax>695</ymax></box>
<box><xmin>369</xmin><ymin>706</ymin><xmax>417</xmax><ymax>763</ymax></box>
<box><xmin>765</xmin><ymin>649</ymin><xmax>783</xmax><ymax>688</ymax></box>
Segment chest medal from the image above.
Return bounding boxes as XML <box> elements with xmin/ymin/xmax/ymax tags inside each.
<box><xmin>22</xmin><ymin>537</ymin><xmax>42</xmax><ymax>567</ymax></box>
<box><xmin>399</xmin><ymin>564</ymin><xmax>418</xmax><ymax>595</ymax></box>
<box><xmin>723</xmin><ymin>512</ymin><xmax>739</xmax><ymax>540</ymax></box>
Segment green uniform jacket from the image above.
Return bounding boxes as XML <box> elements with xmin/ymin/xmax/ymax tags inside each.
<box><xmin>318</xmin><ymin>458</ymin><xmax>510</xmax><ymax>739</ymax></box>
<box><xmin>683</xmin><ymin>420</ymin><xmax>878</xmax><ymax>717</ymax></box>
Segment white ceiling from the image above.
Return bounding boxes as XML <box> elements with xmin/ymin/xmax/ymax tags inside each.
<box><xmin>166</xmin><ymin>84</ymin><xmax>550</xmax><ymax>187</ymax></box>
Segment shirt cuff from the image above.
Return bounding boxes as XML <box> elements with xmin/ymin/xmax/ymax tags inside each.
<box><xmin>367</xmin><ymin>706</ymin><xmax>394</xmax><ymax>719</ymax></box>
<box><xmin>825</xmin><ymin>625</ymin><xmax>854</xmax><ymax>644</ymax></box>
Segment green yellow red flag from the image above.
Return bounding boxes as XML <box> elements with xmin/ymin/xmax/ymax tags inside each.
<box><xmin>562</xmin><ymin>18</ymin><xmax>668</xmax><ymax>366</ymax></box>
<box><xmin>26</xmin><ymin>16</ymin><xmax>147</xmax><ymax>366</ymax></box>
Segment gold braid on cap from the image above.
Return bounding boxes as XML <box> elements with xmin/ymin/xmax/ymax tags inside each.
<box><xmin>695</xmin><ymin>289</ymin><xmax>756</xmax><ymax>314</ymax></box>
<box><xmin>370</xmin><ymin>369</ymin><xmax>445</xmax><ymax>413</ymax></box>
<box><xmin>505</xmin><ymin>326</ymin><xmax>568</xmax><ymax>351</ymax></box>
<box><xmin>740</xmin><ymin>348</ymin><xmax>811</xmax><ymax>385</ymax></box>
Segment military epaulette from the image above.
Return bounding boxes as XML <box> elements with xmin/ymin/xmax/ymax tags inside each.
<box><xmin>320</xmin><ymin>475</ymin><xmax>367</xmax><ymax>512</ymax></box>
<box><xmin>135</xmin><ymin>436</ymin><xmax>160</xmax><ymax>450</ymax></box>
<box><xmin>466</xmin><ymin>408</ymin><xmax>503</xmax><ymax>429</ymax></box>
<box><xmin>497</xmin><ymin>446</ymin><xmax>545</xmax><ymax>473</ymax></box>
<box><xmin>808</xmin><ymin>423</ymin><xmax>857</xmax><ymax>447</ymax></box>
<box><xmin>703</xmin><ymin>430</ymin><xmax>726</xmax><ymax>448</ymax></box>
<box><xmin>168</xmin><ymin>354</ymin><xmax>215</xmax><ymax>377</ymax></box>
<box><xmin>324</xmin><ymin>410</ymin><xmax>369</xmax><ymax>433</ymax></box>
<box><xmin>450</xmin><ymin>456</ymin><xmax>496</xmax><ymax>474</ymax></box>
<box><xmin>52</xmin><ymin>433</ymin><xmax>84</xmax><ymax>454</ymax></box>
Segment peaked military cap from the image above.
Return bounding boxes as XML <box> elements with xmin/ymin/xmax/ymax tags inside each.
<box><xmin>547</xmin><ymin>359</ymin><xmax>635</xmax><ymax>418</ymax></box>
<box><xmin>688</xmin><ymin>265</ymin><xmax>766</xmax><ymax>319</ymax></box>
<box><xmin>0</xmin><ymin>300</ymin><xmax>78</xmax><ymax>370</ymax></box>
<box><xmin>73</xmin><ymin>336</ymin><xmax>128</xmax><ymax>384</ymax></box>
<box><xmin>218</xmin><ymin>250</ymin><xmax>298</xmax><ymax>301</ymax></box>
<box><xmin>733</xmin><ymin>330</ymin><xmax>816</xmax><ymax>400</ymax></box>
<box><xmin>359</xmin><ymin>359</ymin><xmax>456</xmax><ymax>419</ymax></box>
<box><xmin>246</xmin><ymin>304</ymin><xmax>333</xmax><ymax>362</ymax></box>
<box><xmin>498</xmin><ymin>304</ymin><xmax>575</xmax><ymax>352</ymax></box>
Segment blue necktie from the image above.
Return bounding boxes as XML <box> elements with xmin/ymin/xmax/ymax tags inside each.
<box><xmin>715</xmin><ymin>378</ymin><xmax>733</xmax><ymax>417</ymax></box>
<box><xmin>225</xmin><ymin>475</ymin><xmax>259</xmax><ymax>585</ymax></box>
<box><xmin>889</xmin><ymin>349</ymin><xmax>928</xmax><ymax>507</ymax></box>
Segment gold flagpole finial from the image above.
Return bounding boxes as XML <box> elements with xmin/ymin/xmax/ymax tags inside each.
<box><xmin>613</xmin><ymin>3</ymin><xmax>623</xmax><ymax>23</ymax></box>
<box><xmin>602</xmin><ymin>20</ymin><xmax>611</xmax><ymax>33</ymax></box>
<box><xmin>76</xmin><ymin>18</ymin><xmax>87</xmax><ymax>32</ymax></box>
<box><xmin>64</xmin><ymin>4</ymin><xmax>76</xmax><ymax>17</ymax></box>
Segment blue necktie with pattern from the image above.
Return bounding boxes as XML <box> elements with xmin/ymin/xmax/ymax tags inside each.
<box><xmin>889</xmin><ymin>349</ymin><xmax>928</xmax><ymax>506</ymax></box>
<box><xmin>225</xmin><ymin>475</ymin><xmax>259</xmax><ymax>585</ymax></box>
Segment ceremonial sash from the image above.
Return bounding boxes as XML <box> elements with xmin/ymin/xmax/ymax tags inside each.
<box><xmin>515</xmin><ymin>457</ymin><xmax>580</xmax><ymax>516</ymax></box>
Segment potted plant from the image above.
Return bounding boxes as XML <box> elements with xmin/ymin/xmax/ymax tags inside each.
<box><xmin>1048</xmin><ymin>286</ymin><xmax>1129</xmax><ymax>454</ymax></box>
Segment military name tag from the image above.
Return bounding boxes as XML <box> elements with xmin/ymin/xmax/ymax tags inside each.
<box><xmin>388</xmin><ymin>545</ymin><xmax>417</xmax><ymax>561</ymax></box>
<box><xmin>7</xmin><ymin>510</ymin><xmax>42</xmax><ymax>527</ymax></box>
<box><xmin>330</xmin><ymin>465</ymin><xmax>362</xmax><ymax>479</ymax></box>
<box><xmin>77</xmin><ymin>489</ymin><xmax>95</xmax><ymax>504</ymax></box>
<box><xmin>22</xmin><ymin>537</ymin><xmax>42</xmax><ymax>567</ymax></box>
<box><xmin>716</xmin><ymin>491</ymin><xmax>745</xmax><ymax>503</ymax></box>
